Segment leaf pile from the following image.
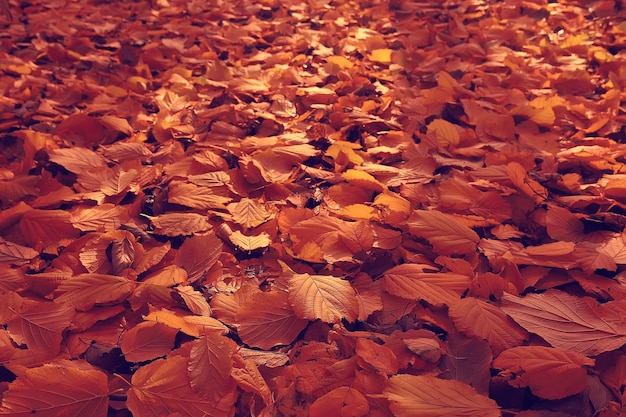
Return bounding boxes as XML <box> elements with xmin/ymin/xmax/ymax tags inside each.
<box><xmin>1</xmin><ymin>0</ymin><xmax>626</xmax><ymax>416</ymax></box>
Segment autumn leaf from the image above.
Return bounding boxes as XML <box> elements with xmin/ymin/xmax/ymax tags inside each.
<box><xmin>356</xmin><ymin>338</ymin><xmax>398</xmax><ymax>375</ymax></box>
<box><xmin>288</xmin><ymin>273</ymin><xmax>359</xmax><ymax>323</ymax></box>
<box><xmin>501</xmin><ymin>290</ymin><xmax>626</xmax><ymax>356</ymax></box>
<box><xmin>147</xmin><ymin>212</ymin><xmax>212</xmax><ymax>236</ymax></box>
<box><xmin>174</xmin><ymin>233</ymin><xmax>222</xmax><ymax>284</ymax></box>
<box><xmin>382</xmin><ymin>374</ymin><xmax>501</xmax><ymax>417</ymax></box>
<box><xmin>6</xmin><ymin>302</ymin><xmax>74</xmax><ymax>357</ymax></box>
<box><xmin>236</xmin><ymin>290</ymin><xmax>308</xmax><ymax>350</ymax></box>
<box><xmin>383</xmin><ymin>264</ymin><xmax>471</xmax><ymax>307</ymax></box>
<box><xmin>231</xmin><ymin>353</ymin><xmax>273</xmax><ymax>405</ymax></box>
<box><xmin>19</xmin><ymin>209</ymin><xmax>80</xmax><ymax>248</ymax></box>
<box><xmin>120</xmin><ymin>321</ymin><xmax>178</xmax><ymax>363</ymax></box>
<box><xmin>441</xmin><ymin>333</ymin><xmax>492</xmax><ymax>395</ymax></box>
<box><xmin>0</xmin><ymin>361</ymin><xmax>109</xmax><ymax>417</ymax></box>
<box><xmin>188</xmin><ymin>332</ymin><xmax>237</xmax><ymax>401</ymax></box>
<box><xmin>53</xmin><ymin>273</ymin><xmax>134</xmax><ymax>311</ymax></box>
<box><xmin>127</xmin><ymin>356</ymin><xmax>237</xmax><ymax>417</ymax></box>
<box><xmin>493</xmin><ymin>346</ymin><xmax>594</xmax><ymax>399</ymax></box>
<box><xmin>406</xmin><ymin>210</ymin><xmax>479</xmax><ymax>255</ymax></box>
<box><xmin>309</xmin><ymin>386</ymin><xmax>369</xmax><ymax>417</ymax></box>
<box><xmin>449</xmin><ymin>297</ymin><xmax>528</xmax><ymax>355</ymax></box>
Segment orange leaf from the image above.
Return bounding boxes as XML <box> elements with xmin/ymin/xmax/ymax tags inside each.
<box><xmin>309</xmin><ymin>386</ymin><xmax>369</xmax><ymax>417</ymax></box>
<box><xmin>493</xmin><ymin>346</ymin><xmax>594</xmax><ymax>399</ymax></box>
<box><xmin>236</xmin><ymin>290</ymin><xmax>308</xmax><ymax>350</ymax></box>
<box><xmin>288</xmin><ymin>273</ymin><xmax>359</xmax><ymax>323</ymax></box>
<box><xmin>441</xmin><ymin>333</ymin><xmax>492</xmax><ymax>395</ymax></box>
<box><xmin>505</xmin><ymin>162</ymin><xmax>548</xmax><ymax>202</ymax></box>
<box><xmin>128</xmin><ymin>355</ymin><xmax>236</xmax><ymax>417</ymax></box>
<box><xmin>6</xmin><ymin>302</ymin><xmax>74</xmax><ymax>357</ymax></box>
<box><xmin>176</xmin><ymin>285</ymin><xmax>211</xmax><ymax>316</ymax></box>
<box><xmin>449</xmin><ymin>297</ymin><xmax>528</xmax><ymax>355</ymax></box>
<box><xmin>47</xmin><ymin>147</ymin><xmax>107</xmax><ymax>175</ymax></box>
<box><xmin>227</xmin><ymin>230</ymin><xmax>272</xmax><ymax>251</ymax></box>
<box><xmin>0</xmin><ymin>238</ymin><xmax>38</xmax><ymax>265</ymax></box>
<box><xmin>168</xmin><ymin>182</ymin><xmax>232</xmax><ymax>210</ymax></box>
<box><xmin>70</xmin><ymin>204</ymin><xmax>128</xmax><ymax>232</ymax></box>
<box><xmin>19</xmin><ymin>209</ymin><xmax>79</xmax><ymax>248</ymax></box>
<box><xmin>188</xmin><ymin>332</ymin><xmax>236</xmax><ymax>400</ymax></box>
<box><xmin>120</xmin><ymin>321</ymin><xmax>178</xmax><ymax>362</ymax></box>
<box><xmin>231</xmin><ymin>353</ymin><xmax>273</xmax><ymax>405</ymax></box>
<box><xmin>356</xmin><ymin>338</ymin><xmax>398</xmax><ymax>375</ymax></box>
<box><xmin>427</xmin><ymin>119</ymin><xmax>461</xmax><ymax>146</ymax></box>
<box><xmin>383</xmin><ymin>264</ymin><xmax>470</xmax><ymax>307</ymax></box>
<box><xmin>227</xmin><ymin>198</ymin><xmax>273</xmax><ymax>229</ymax></box>
<box><xmin>342</xmin><ymin>169</ymin><xmax>385</xmax><ymax>193</ymax></box>
<box><xmin>0</xmin><ymin>361</ymin><xmax>109</xmax><ymax>417</ymax></box>
<box><xmin>174</xmin><ymin>233</ymin><xmax>222</xmax><ymax>284</ymax></box>
<box><xmin>53</xmin><ymin>273</ymin><xmax>134</xmax><ymax>311</ymax></box>
<box><xmin>406</xmin><ymin>210</ymin><xmax>479</xmax><ymax>255</ymax></box>
<box><xmin>382</xmin><ymin>374</ymin><xmax>501</xmax><ymax>417</ymax></box>
<box><xmin>501</xmin><ymin>290</ymin><xmax>626</xmax><ymax>356</ymax></box>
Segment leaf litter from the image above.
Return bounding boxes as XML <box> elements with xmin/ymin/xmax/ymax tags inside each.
<box><xmin>1</xmin><ymin>0</ymin><xmax>626</xmax><ymax>416</ymax></box>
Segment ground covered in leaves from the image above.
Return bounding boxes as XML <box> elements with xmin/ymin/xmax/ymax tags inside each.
<box><xmin>1</xmin><ymin>0</ymin><xmax>626</xmax><ymax>416</ymax></box>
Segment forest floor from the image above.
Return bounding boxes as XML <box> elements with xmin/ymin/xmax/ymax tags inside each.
<box><xmin>1</xmin><ymin>0</ymin><xmax>626</xmax><ymax>416</ymax></box>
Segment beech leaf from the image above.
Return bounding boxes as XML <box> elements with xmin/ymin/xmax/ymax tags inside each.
<box><xmin>382</xmin><ymin>374</ymin><xmax>501</xmax><ymax>417</ymax></box>
<box><xmin>0</xmin><ymin>362</ymin><xmax>109</xmax><ymax>417</ymax></box>
<box><xmin>127</xmin><ymin>356</ymin><xmax>236</xmax><ymax>417</ymax></box>
<box><xmin>493</xmin><ymin>346</ymin><xmax>594</xmax><ymax>399</ymax></box>
<box><xmin>236</xmin><ymin>290</ymin><xmax>308</xmax><ymax>350</ymax></box>
<box><xmin>174</xmin><ymin>233</ymin><xmax>222</xmax><ymax>284</ymax></box>
<box><xmin>449</xmin><ymin>297</ymin><xmax>528</xmax><ymax>355</ymax></box>
<box><xmin>501</xmin><ymin>290</ymin><xmax>626</xmax><ymax>356</ymax></box>
<box><xmin>406</xmin><ymin>210</ymin><xmax>479</xmax><ymax>255</ymax></box>
<box><xmin>288</xmin><ymin>273</ymin><xmax>359</xmax><ymax>323</ymax></box>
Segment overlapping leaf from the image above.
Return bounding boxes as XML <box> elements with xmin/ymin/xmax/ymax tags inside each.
<box><xmin>0</xmin><ymin>361</ymin><xmax>109</xmax><ymax>417</ymax></box>
<box><xmin>382</xmin><ymin>374</ymin><xmax>501</xmax><ymax>417</ymax></box>
<box><xmin>288</xmin><ymin>273</ymin><xmax>359</xmax><ymax>323</ymax></box>
<box><xmin>501</xmin><ymin>290</ymin><xmax>626</xmax><ymax>356</ymax></box>
<box><xmin>493</xmin><ymin>346</ymin><xmax>594</xmax><ymax>399</ymax></box>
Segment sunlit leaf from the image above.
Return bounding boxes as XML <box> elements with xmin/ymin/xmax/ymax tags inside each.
<box><xmin>288</xmin><ymin>273</ymin><xmax>359</xmax><ymax>323</ymax></box>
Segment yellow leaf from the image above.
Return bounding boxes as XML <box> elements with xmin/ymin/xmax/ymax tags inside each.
<box><xmin>370</xmin><ymin>48</ymin><xmax>393</xmax><ymax>64</ymax></box>
<box><xmin>338</xmin><ymin>203</ymin><xmax>379</xmax><ymax>220</ymax></box>
<box><xmin>326</xmin><ymin>55</ymin><xmax>354</xmax><ymax>69</ymax></box>
<box><xmin>342</xmin><ymin>169</ymin><xmax>385</xmax><ymax>192</ymax></box>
